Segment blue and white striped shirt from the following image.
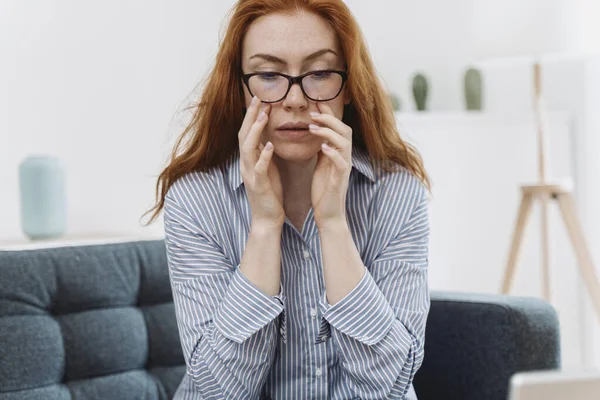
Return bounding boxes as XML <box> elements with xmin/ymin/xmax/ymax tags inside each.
<box><xmin>164</xmin><ymin>145</ymin><xmax>430</xmax><ymax>400</ymax></box>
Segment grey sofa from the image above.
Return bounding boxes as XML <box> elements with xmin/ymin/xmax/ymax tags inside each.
<box><xmin>0</xmin><ymin>239</ymin><xmax>560</xmax><ymax>400</ymax></box>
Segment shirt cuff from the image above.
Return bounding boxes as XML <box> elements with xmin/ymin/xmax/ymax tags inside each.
<box><xmin>319</xmin><ymin>268</ymin><xmax>396</xmax><ymax>345</ymax></box>
<box><xmin>214</xmin><ymin>267</ymin><xmax>285</xmax><ymax>344</ymax></box>
<box><xmin>274</xmin><ymin>284</ymin><xmax>287</xmax><ymax>344</ymax></box>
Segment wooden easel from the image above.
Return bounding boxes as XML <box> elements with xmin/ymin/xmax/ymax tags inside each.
<box><xmin>500</xmin><ymin>63</ymin><xmax>600</xmax><ymax>322</ymax></box>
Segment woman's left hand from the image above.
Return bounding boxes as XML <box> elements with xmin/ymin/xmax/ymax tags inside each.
<box><xmin>309</xmin><ymin>102</ymin><xmax>353</xmax><ymax>230</ymax></box>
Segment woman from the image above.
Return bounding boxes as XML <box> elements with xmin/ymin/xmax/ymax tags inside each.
<box><xmin>145</xmin><ymin>1</ymin><xmax>431</xmax><ymax>399</ymax></box>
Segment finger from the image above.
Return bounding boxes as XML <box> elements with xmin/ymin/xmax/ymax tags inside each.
<box><xmin>254</xmin><ymin>141</ymin><xmax>274</xmax><ymax>187</ymax></box>
<box><xmin>241</xmin><ymin>104</ymin><xmax>270</xmax><ymax>168</ymax></box>
<box><xmin>239</xmin><ymin>96</ymin><xmax>263</xmax><ymax>143</ymax></box>
<box><xmin>246</xmin><ymin>103</ymin><xmax>271</xmax><ymax>151</ymax></box>
<box><xmin>321</xmin><ymin>143</ymin><xmax>349</xmax><ymax>172</ymax></box>
<box><xmin>310</xmin><ymin>111</ymin><xmax>352</xmax><ymax>140</ymax></box>
<box><xmin>308</xmin><ymin>124</ymin><xmax>348</xmax><ymax>150</ymax></box>
<box><xmin>317</xmin><ymin>101</ymin><xmax>335</xmax><ymax>116</ymax></box>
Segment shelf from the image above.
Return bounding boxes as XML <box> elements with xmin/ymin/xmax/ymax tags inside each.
<box><xmin>394</xmin><ymin>110</ymin><xmax>571</xmax><ymax>125</ymax></box>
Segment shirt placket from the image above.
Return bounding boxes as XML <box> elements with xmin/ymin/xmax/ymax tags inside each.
<box><xmin>301</xmin><ymin>236</ymin><xmax>329</xmax><ymax>399</ymax></box>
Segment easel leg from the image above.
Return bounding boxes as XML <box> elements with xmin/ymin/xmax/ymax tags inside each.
<box><xmin>540</xmin><ymin>194</ymin><xmax>551</xmax><ymax>302</ymax></box>
<box><xmin>502</xmin><ymin>192</ymin><xmax>535</xmax><ymax>294</ymax></box>
<box><xmin>556</xmin><ymin>192</ymin><xmax>600</xmax><ymax>322</ymax></box>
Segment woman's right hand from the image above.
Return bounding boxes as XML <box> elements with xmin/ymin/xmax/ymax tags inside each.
<box><xmin>239</xmin><ymin>96</ymin><xmax>284</xmax><ymax>228</ymax></box>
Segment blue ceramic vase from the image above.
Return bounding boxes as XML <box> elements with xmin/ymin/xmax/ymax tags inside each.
<box><xmin>18</xmin><ymin>155</ymin><xmax>68</xmax><ymax>240</ymax></box>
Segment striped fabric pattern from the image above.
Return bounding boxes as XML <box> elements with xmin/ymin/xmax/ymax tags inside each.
<box><xmin>164</xmin><ymin>146</ymin><xmax>430</xmax><ymax>400</ymax></box>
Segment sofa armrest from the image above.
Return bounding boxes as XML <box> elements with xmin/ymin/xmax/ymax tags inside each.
<box><xmin>413</xmin><ymin>291</ymin><xmax>561</xmax><ymax>400</ymax></box>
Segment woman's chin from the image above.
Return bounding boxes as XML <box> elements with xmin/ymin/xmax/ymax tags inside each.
<box><xmin>271</xmin><ymin>140</ymin><xmax>321</xmax><ymax>162</ymax></box>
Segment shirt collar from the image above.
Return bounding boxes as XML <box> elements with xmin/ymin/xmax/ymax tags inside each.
<box><xmin>227</xmin><ymin>146</ymin><xmax>376</xmax><ymax>191</ymax></box>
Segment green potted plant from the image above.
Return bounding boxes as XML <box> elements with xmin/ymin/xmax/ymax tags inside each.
<box><xmin>412</xmin><ymin>73</ymin><xmax>429</xmax><ymax>111</ymax></box>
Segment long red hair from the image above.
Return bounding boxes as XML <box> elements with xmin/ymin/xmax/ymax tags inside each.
<box><xmin>143</xmin><ymin>0</ymin><xmax>430</xmax><ymax>224</ymax></box>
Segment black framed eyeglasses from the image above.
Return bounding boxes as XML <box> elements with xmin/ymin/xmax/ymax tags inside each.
<box><xmin>241</xmin><ymin>69</ymin><xmax>348</xmax><ymax>103</ymax></box>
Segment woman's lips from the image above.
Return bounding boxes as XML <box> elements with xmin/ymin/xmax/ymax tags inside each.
<box><xmin>276</xmin><ymin>128</ymin><xmax>310</xmax><ymax>140</ymax></box>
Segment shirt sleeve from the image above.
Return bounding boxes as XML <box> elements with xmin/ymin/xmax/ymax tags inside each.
<box><xmin>317</xmin><ymin>178</ymin><xmax>430</xmax><ymax>400</ymax></box>
<box><xmin>164</xmin><ymin>193</ymin><xmax>285</xmax><ymax>400</ymax></box>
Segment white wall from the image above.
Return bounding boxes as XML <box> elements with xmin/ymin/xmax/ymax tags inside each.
<box><xmin>0</xmin><ymin>1</ymin><xmax>236</xmax><ymax>240</ymax></box>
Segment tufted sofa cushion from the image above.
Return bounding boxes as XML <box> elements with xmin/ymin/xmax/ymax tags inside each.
<box><xmin>0</xmin><ymin>239</ymin><xmax>185</xmax><ymax>400</ymax></box>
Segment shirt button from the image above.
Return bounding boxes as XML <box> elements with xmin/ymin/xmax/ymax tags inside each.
<box><xmin>315</xmin><ymin>368</ymin><xmax>323</xmax><ymax>377</ymax></box>
<box><xmin>303</xmin><ymin>249</ymin><xmax>310</xmax><ymax>260</ymax></box>
<box><xmin>310</xmin><ymin>308</ymin><xmax>317</xmax><ymax>318</ymax></box>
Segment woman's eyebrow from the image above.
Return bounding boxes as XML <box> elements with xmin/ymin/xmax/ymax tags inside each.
<box><xmin>248</xmin><ymin>48</ymin><xmax>338</xmax><ymax>65</ymax></box>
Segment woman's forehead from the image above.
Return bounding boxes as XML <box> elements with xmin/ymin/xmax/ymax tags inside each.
<box><xmin>242</xmin><ymin>12</ymin><xmax>342</xmax><ymax>63</ymax></box>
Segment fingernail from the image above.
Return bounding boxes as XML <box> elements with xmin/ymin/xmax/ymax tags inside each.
<box><xmin>309</xmin><ymin>124</ymin><xmax>319</xmax><ymax>130</ymax></box>
<box><xmin>310</xmin><ymin>112</ymin><xmax>320</xmax><ymax>117</ymax></box>
<box><xmin>251</xmin><ymin>96</ymin><xmax>258</xmax><ymax>106</ymax></box>
<box><xmin>322</xmin><ymin>143</ymin><xmax>331</xmax><ymax>150</ymax></box>
<box><xmin>258</xmin><ymin>111</ymin><xmax>266</xmax><ymax>121</ymax></box>
<box><xmin>265</xmin><ymin>141</ymin><xmax>273</xmax><ymax>150</ymax></box>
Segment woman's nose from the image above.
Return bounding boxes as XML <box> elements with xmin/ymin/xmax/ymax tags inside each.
<box><xmin>282</xmin><ymin>82</ymin><xmax>308</xmax><ymax>109</ymax></box>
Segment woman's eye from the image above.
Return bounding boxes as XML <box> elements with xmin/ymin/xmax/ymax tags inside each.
<box><xmin>259</xmin><ymin>73</ymin><xmax>278</xmax><ymax>81</ymax></box>
<box><xmin>312</xmin><ymin>71</ymin><xmax>332</xmax><ymax>79</ymax></box>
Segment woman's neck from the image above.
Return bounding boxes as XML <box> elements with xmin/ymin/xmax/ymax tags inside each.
<box><xmin>274</xmin><ymin>155</ymin><xmax>317</xmax><ymax>208</ymax></box>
